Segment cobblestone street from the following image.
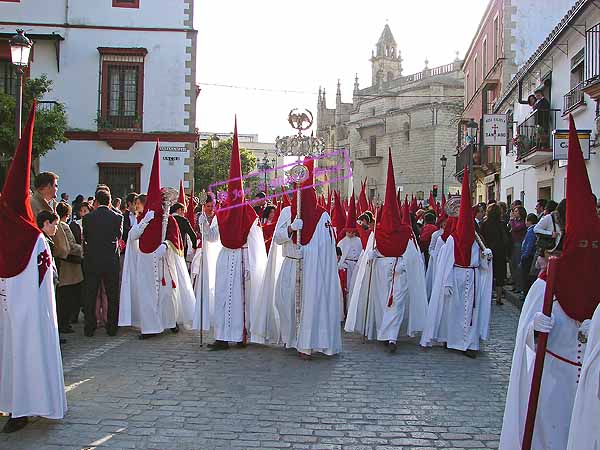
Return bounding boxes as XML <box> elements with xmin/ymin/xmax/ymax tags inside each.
<box><xmin>0</xmin><ymin>303</ymin><xmax>519</xmax><ymax>450</ymax></box>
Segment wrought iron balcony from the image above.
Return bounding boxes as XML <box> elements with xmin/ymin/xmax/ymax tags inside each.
<box><xmin>36</xmin><ymin>101</ymin><xmax>60</xmax><ymax>113</ymax></box>
<box><xmin>563</xmin><ymin>82</ymin><xmax>585</xmax><ymax>114</ymax></box>
<box><xmin>583</xmin><ymin>23</ymin><xmax>600</xmax><ymax>99</ymax></box>
<box><xmin>514</xmin><ymin>108</ymin><xmax>559</xmax><ymax>163</ymax></box>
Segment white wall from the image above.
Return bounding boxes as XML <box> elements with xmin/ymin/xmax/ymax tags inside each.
<box><xmin>0</xmin><ymin>0</ymin><xmax>188</xmax><ymax>29</ymax></box>
<box><xmin>40</xmin><ymin>140</ymin><xmax>190</xmax><ymax>199</ymax></box>
<box><xmin>28</xmin><ymin>27</ymin><xmax>189</xmax><ymax>132</ymax></box>
<box><xmin>512</xmin><ymin>0</ymin><xmax>576</xmax><ymax>69</ymax></box>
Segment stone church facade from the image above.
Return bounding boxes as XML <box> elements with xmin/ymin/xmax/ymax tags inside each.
<box><xmin>317</xmin><ymin>25</ymin><xmax>463</xmax><ymax>203</ymax></box>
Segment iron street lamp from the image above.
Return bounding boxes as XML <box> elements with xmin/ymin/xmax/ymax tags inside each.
<box><xmin>10</xmin><ymin>29</ymin><xmax>32</xmax><ymax>140</ymax></box>
<box><xmin>210</xmin><ymin>134</ymin><xmax>220</xmax><ymax>187</ymax></box>
<box><xmin>440</xmin><ymin>154</ymin><xmax>447</xmax><ymax>200</ymax></box>
<box><xmin>258</xmin><ymin>151</ymin><xmax>273</xmax><ymax>195</ymax></box>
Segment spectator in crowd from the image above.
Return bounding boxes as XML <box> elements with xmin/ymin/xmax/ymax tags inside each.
<box><xmin>498</xmin><ymin>201</ymin><xmax>509</xmax><ymax>225</ymax></box>
<box><xmin>509</xmin><ymin>206</ymin><xmax>527</xmax><ymax>292</ymax></box>
<box><xmin>253</xmin><ymin>192</ymin><xmax>266</xmax><ymax>216</ymax></box>
<box><xmin>533</xmin><ymin>199</ymin><xmax>565</xmax><ymax>272</ymax></box>
<box><xmin>30</xmin><ymin>172</ymin><xmax>59</xmax><ymax>217</ymax></box>
<box><xmin>262</xmin><ymin>204</ymin><xmax>277</xmax><ymax>225</ymax></box>
<box><xmin>134</xmin><ymin>193</ymin><xmax>147</xmax><ymax>216</ymax></box>
<box><xmin>533</xmin><ymin>88</ymin><xmax>550</xmax><ymax>129</ymax></box>
<box><xmin>87</xmin><ymin>196</ymin><xmax>94</xmax><ymax>203</ymax></box>
<box><xmin>480</xmin><ymin>203</ymin><xmax>509</xmax><ymax>304</ymax></box>
<box><xmin>519</xmin><ymin>213</ymin><xmax>539</xmax><ymax>296</ymax></box>
<box><xmin>474</xmin><ymin>204</ymin><xmax>485</xmax><ymax>234</ymax></box>
<box><xmin>60</xmin><ymin>193</ymin><xmax>69</xmax><ymax>203</ymax></box>
<box><xmin>122</xmin><ymin>192</ymin><xmax>138</xmax><ymax>245</ymax></box>
<box><xmin>527</xmin><ymin>94</ymin><xmax>536</xmax><ymax>110</ymax></box>
<box><xmin>36</xmin><ymin>210</ymin><xmax>64</xmax><ymax>344</ymax></box>
<box><xmin>71</xmin><ymin>194</ymin><xmax>85</xmax><ymax>221</ymax></box>
<box><xmin>112</xmin><ymin>197</ymin><xmax>122</xmax><ymax>212</ymax></box>
<box><xmin>82</xmin><ymin>189</ymin><xmax>123</xmax><ymax>337</ymax></box>
<box><xmin>36</xmin><ymin>210</ymin><xmax>60</xmax><ymax>287</ymax></box>
<box><xmin>55</xmin><ymin>202</ymin><xmax>84</xmax><ymax>334</ymax></box>
<box><xmin>170</xmin><ymin>202</ymin><xmax>197</xmax><ymax>258</ymax></box>
<box><xmin>535</xmin><ymin>198</ymin><xmax>547</xmax><ymax>219</ymax></box>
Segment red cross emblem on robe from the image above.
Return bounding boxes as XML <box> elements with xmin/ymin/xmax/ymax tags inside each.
<box><xmin>37</xmin><ymin>250</ymin><xmax>51</xmax><ymax>286</ymax></box>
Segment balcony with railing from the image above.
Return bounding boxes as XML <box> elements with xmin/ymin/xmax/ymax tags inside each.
<box><xmin>514</xmin><ymin>108</ymin><xmax>559</xmax><ymax>164</ymax></box>
<box><xmin>455</xmin><ymin>143</ymin><xmax>501</xmax><ymax>179</ymax></box>
<box><xmin>36</xmin><ymin>101</ymin><xmax>60</xmax><ymax>113</ymax></box>
<box><xmin>583</xmin><ymin>22</ymin><xmax>600</xmax><ymax>99</ymax></box>
<box><xmin>563</xmin><ymin>82</ymin><xmax>585</xmax><ymax>114</ymax></box>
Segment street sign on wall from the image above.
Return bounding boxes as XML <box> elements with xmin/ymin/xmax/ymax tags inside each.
<box><xmin>552</xmin><ymin>129</ymin><xmax>591</xmax><ymax>163</ymax></box>
<box><xmin>482</xmin><ymin>114</ymin><xmax>509</xmax><ymax>146</ymax></box>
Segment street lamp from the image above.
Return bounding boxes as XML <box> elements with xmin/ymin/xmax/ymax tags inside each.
<box><xmin>258</xmin><ymin>151</ymin><xmax>273</xmax><ymax>195</ymax></box>
<box><xmin>210</xmin><ymin>134</ymin><xmax>220</xmax><ymax>187</ymax></box>
<box><xmin>10</xmin><ymin>29</ymin><xmax>32</xmax><ymax>140</ymax></box>
<box><xmin>440</xmin><ymin>154</ymin><xmax>447</xmax><ymax>199</ymax></box>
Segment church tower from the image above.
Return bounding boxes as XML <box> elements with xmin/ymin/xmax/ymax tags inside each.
<box><xmin>370</xmin><ymin>24</ymin><xmax>402</xmax><ymax>87</ymax></box>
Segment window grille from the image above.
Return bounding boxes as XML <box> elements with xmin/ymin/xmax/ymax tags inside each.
<box><xmin>0</xmin><ymin>60</ymin><xmax>17</xmax><ymax>96</ymax></box>
<box><xmin>97</xmin><ymin>163</ymin><xmax>141</xmax><ymax>200</ymax></box>
<box><xmin>98</xmin><ymin>49</ymin><xmax>146</xmax><ymax>131</ymax></box>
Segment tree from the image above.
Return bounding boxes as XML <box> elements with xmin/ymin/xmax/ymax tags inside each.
<box><xmin>0</xmin><ymin>75</ymin><xmax>68</xmax><ymax>183</ymax></box>
<box><xmin>194</xmin><ymin>138</ymin><xmax>259</xmax><ymax>196</ymax></box>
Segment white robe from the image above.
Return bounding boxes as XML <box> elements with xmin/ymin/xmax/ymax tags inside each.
<box><xmin>119</xmin><ymin>220</ymin><xmax>196</xmax><ymax>334</ymax></box>
<box><xmin>567</xmin><ymin>302</ymin><xmax>600</xmax><ymax>450</ymax></box>
<box><xmin>190</xmin><ymin>217</ymin><xmax>221</xmax><ymax>331</ymax></box>
<box><xmin>500</xmin><ymin>278</ymin><xmax>590</xmax><ymax>450</ymax></box>
<box><xmin>204</xmin><ymin>216</ymin><xmax>267</xmax><ymax>342</ymax></box>
<box><xmin>420</xmin><ymin>237</ymin><xmax>492</xmax><ymax>351</ymax></box>
<box><xmin>0</xmin><ymin>235</ymin><xmax>67</xmax><ymax>419</ymax></box>
<box><xmin>252</xmin><ymin>206</ymin><xmax>342</xmax><ymax>355</ymax></box>
<box><xmin>344</xmin><ymin>237</ymin><xmax>428</xmax><ymax>342</ymax></box>
<box><xmin>425</xmin><ymin>228</ymin><xmax>444</xmax><ymax>298</ymax></box>
<box><xmin>337</xmin><ymin>235</ymin><xmax>363</xmax><ymax>300</ymax></box>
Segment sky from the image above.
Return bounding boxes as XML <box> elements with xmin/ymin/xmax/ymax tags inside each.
<box><xmin>195</xmin><ymin>0</ymin><xmax>489</xmax><ymax>142</ymax></box>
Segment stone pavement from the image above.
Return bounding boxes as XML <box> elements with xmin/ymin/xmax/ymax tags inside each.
<box><xmin>0</xmin><ymin>303</ymin><xmax>520</xmax><ymax>450</ymax></box>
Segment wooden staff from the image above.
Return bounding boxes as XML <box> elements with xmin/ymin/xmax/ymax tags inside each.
<box><xmin>241</xmin><ymin>243</ymin><xmax>248</xmax><ymax>345</ymax></box>
<box><xmin>295</xmin><ymin>162</ymin><xmax>303</xmax><ymax>340</ymax></box>
<box><xmin>521</xmin><ymin>256</ymin><xmax>558</xmax><ymax>450</ymax></box>
<box><xmin>362</xmin><ymin>219</ymin><xmax>377</xmax><ymax>343</ymax></box>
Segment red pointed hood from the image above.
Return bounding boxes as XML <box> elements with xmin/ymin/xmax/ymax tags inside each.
<box><xmin>410</xmin><ymin>196</ymin><xmax>418</xmax><ymax>214</ymax></box>
<box><xmin>375</xmin><ymin>149</ymin><xmax>412</xmax><ymax>257</ymax></box>
<box><xmin>428</xmin><ymin>191</ymin><xmax>436</xmax><ymax>210</ymax></box>
<box><xmin>554</xmin><ymin>115</ymin><xmax>600</xmax><ymax>321</ymax></box>
<box><xmin>0</xmin><ymin>103</ymin><xmax>42</xmax><ymax>278</ymax></box>
<box><xmin>282</xmin><ymin>191</ymin><xmax>292</xmax><ymax>209</ymax></box>
<box><xmin>402</xmin><ymin>200</ymin><xmax>411</xmax><ymax>226</ymax></box>
<box><xmin>344</xmin><ymin>193</ymin><xmax>359</xmax><ymax>233</ymax></box>
<box><xmin>185</xmin><ymin>183</ymin><xmax>196</xmax><ymax>231</ymax></box>
<box><xmin>139</xmin><ymin>142</ymin><xmax>183</xmax><ymax>254</ymax></box>
<box><xmin>358</xmin><ymin>179</ymin><xmax>369</xmax><ymax>214</ymax></box>
<box><xmin>451</xmin><ymin>167</ymin><xmax>475</xmax><ymax>266</ymax></box>
<box><xmin>326</xmin><ymin>189</ymin><xmax>332</xmax><ymax>214</ymax></box>
<box><xmin>216</xmin><ymin>118</ymin><xmax>258</xmax><ymax>249</ymax></box>
<box><xmin>291</xmin><ymin>158</ymin><xmax>326</xmax><ymax>245</ymax></box>
<box><xmin>177</xmin><ymin>180</ymin><xmax>187</xmax><ymax>211</ymax></box>
<box><xmin>441</xmin><ymin>216</ymin><xmax>457</xmax><ymax>242</ymax></box>
<box><xmin>441</xmin><ymin>193</ymin><xmax>447</xmax><ymax>212</ymax></box>
<box><xmin>331</xmin><ymin>190</ymin><xmax>346</xmax><ymax>242</ymax></box>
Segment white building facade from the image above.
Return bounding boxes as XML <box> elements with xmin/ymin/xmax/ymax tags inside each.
<box><xmin>0</xmin><ymin>0</ymin><xmax>198</xmax><ymax>200</ymax></box>
<box><xmin>494</xmin><ymin>0</ymin><xmax>600</xmax><ymax>210</ymax></box>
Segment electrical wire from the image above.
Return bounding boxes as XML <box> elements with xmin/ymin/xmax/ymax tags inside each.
<box><xmin>198</xmin><ymin>82</ymin><xmax>464</xmax><ymax>98</ymax></box>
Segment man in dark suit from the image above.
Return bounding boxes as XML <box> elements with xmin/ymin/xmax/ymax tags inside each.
<box><xmin>170</xmin><ymin>202</ymin><xmax>197</xmax><ymax>258</ymax></box>
<box><xmin>82</xmin><ymin>190</ymin><xmax>123</xmax><ymax>337</ymax></box>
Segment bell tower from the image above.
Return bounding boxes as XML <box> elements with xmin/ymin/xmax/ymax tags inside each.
<box><xmin>370</xmin><ymin>24</ymin><xmax>402</xmax><ymax>86</ymax></box>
